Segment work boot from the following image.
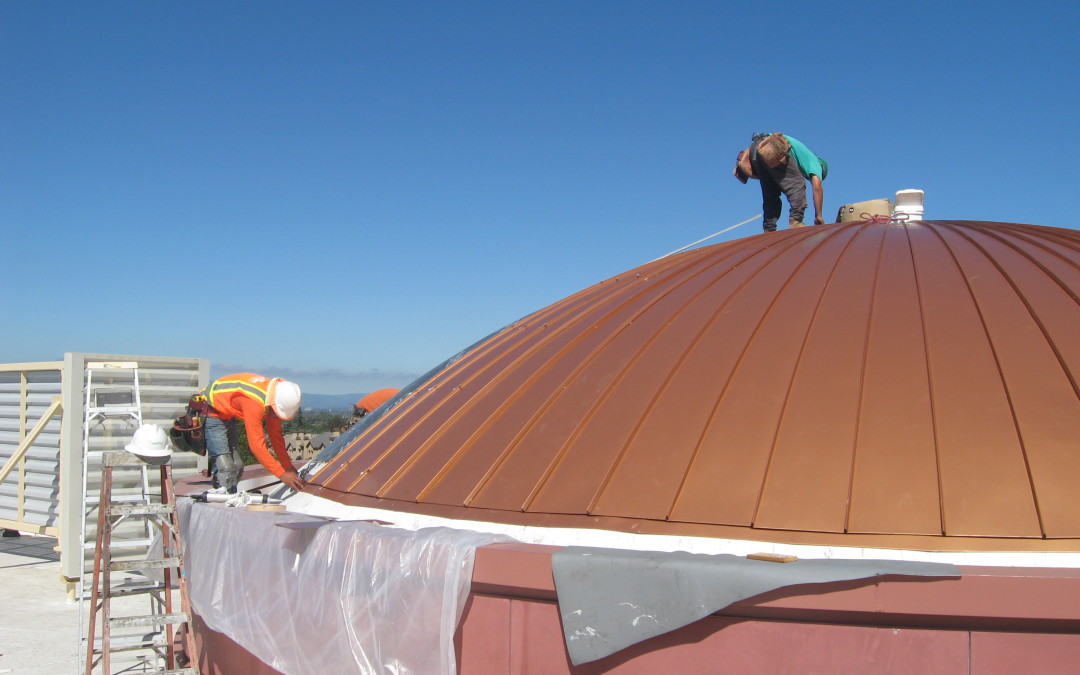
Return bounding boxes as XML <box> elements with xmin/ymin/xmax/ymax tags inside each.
<box><xmin>214</xmin><ymin>451</ymin><xmax>244</xmax><ymax>494</ymax></box>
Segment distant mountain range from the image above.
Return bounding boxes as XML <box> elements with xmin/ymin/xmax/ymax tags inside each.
<box><xmin>302</xmin><ymin>392</ymin><xmax>366</xmax><ymax>412</ymax></box>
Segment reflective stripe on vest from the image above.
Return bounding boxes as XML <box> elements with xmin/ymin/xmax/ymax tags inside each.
<box><xmin>206</xmin><ymin>376</ymin><xmax>270</xmax><ymax>410</ymax></box>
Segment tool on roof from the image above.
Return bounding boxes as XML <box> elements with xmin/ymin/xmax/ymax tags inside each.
<box><xmin>184</xmin><ymin>491</ymin><xmax>283</xmax><ymax>506</ymax></box>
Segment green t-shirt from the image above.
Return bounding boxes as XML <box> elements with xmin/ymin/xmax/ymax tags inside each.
<box><xmin>783</xmin><ymin>135</ymin><xmax>827</xmax><ymax>181</ymax></box>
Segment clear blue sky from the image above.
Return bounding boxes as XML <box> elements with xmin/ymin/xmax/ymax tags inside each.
<box><xmin>3</xmin><ymin>2</ymin><xmax>1078</xmax><ymax>394</ymax></box>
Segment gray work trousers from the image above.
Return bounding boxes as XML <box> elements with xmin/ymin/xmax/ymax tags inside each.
<box><xmin>205</xmin><ymin>416</ymin><xmax>245</xmax><ymax>493</ymax></box>
<box><xmin>753</xmin><ymin>153</ymin><xmax>807</xmax><ymax>232</ymax></box>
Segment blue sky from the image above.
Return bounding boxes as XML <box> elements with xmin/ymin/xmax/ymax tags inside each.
<box><xmin>3</xmin><ymin>1</ymin><xmax>1078</xmax><ymax>394</ymax></box>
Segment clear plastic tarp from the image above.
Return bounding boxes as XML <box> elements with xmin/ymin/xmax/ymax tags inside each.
<box><xmin>177</xmin><ymin>500</ymin><xmax>511</xmax><ymax>675</ymax></box>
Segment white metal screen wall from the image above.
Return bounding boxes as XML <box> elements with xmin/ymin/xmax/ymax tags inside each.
<box><xmin>61</xmin><ymin>352</ymin><xmax>209</xmax><ymax>584</ymax></box>
<box><xmin>0</xmin><ymin>362</ymin><xmax>64</xmax><ymax>535</ymax></box>
<box><xmin>3</xmin><ymin>352</ymin><xmax>215</xmax><ymax>588</ymax></box>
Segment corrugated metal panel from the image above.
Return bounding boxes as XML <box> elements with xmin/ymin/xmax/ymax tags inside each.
<box><xmin>0</xmin><ymin>365</ymin><xmax>63</xmax><ymax>531</ymax></box>
<box><xmin>309</xmin><ymin>221</ymin><xmax>1080</xmax><ymax>552</ymax></box>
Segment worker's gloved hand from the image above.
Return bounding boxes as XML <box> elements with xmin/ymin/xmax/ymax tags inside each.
<box><xmin>280</xmin><ymin>468</ymin><xmax>306</xmax><ymax>492</ymax></box>
<box><xmin>814</xmin><ymin>216</ymin><xmax>825</xmax><ymax>225</ymax></box>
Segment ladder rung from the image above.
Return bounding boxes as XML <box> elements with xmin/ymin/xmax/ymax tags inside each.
<box><xmin>110</xmin><ymin>612</ymin><xmax>189</xmax><ymax>629</ymax></box>
<box><xmin>84</xmin><ymin>537</ymin><xmax>159</xmax><ymax>551</ymax></box>
<box><xmin>83</xmin><ymin>581</ymin><xmax>168</xmax><ymax>600</ymax></box>
<box><xmin>110</xmin><ymin>557</ymin><xmax>181</xmax><ymax>572</ymax></box>
<box><xmin>86</xmin><ymin>360</ymin><xmax>139</xmax><ymax>369</ymax></box>
<box><xmin>86</xmin><ymin>411</ymin><xmax>142</xmax><ymax>419</ymax></box>
<box><xmin>109</xmin><ymin>537</ymin><xmax>160</xmax><ymax>549</ymax></box>
<box><xmin>102</xmin><ymin>494</ymin><xmax>160</xmax><ymax>504</ymax></box>
<box><xmin>83</xmin><ymin>538</ymin><xmax>159</xmax><ymax>552</ymax></box>
<box><xmin>110</xmin><ymin>503</ymin><xmax>175</xmax><ymax>516</ymax></box>
<box><xmin>81</xmin><ymin>574</ymin><xmax>166</xmax><ymax>588</ymax></box>
<box><xmin>86</xmin><ymin>411</ymin><xmax>142</xmax><ymax>422</ymax></box>
<box><xmin>90</xmin><ymin>633</ymin><xmax>168</xmax><ymax>652</ymax></box>
<box><xmin>91</xmin><ymin>495</ymin><xmax>161</xmax><ymax>507</ymax></box>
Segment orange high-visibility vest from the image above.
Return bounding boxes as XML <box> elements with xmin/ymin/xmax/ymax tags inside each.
<box><xmin>204</xmin><ymin>373</ymin><xmax>272</xmax><ymax>419</ymax></box>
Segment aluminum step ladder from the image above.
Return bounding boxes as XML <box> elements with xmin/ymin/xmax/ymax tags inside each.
<box><xmin>84</xmin><ymin>451</ymin><xmax>198</xmax><ymax>674</ymax></box>
<box><xmin>80</xmin><ymin>362</ymin><xmax>153</xmax><ymax>561</ymax></box>
<box><xmin>77</xmin><ymin>361</ymin><xmax>161</xmax><ymax>667</ymax></box>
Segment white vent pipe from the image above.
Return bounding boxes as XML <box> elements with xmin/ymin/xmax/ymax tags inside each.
<box><xmin>893</xmin><ymin>189</ymin><xmax>925</xmax><ymax>221</ymax></box>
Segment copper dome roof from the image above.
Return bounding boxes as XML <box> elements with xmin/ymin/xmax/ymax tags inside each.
<box><xmin>309</xmin><ymin>221</ymin><xmax>1080</xmax><ymax>552</ymax></box>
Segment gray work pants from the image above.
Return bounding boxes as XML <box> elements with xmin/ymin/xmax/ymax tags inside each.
<box><xmin>204</xmin><ymin>416</ymin><xmax>245</xmax><ymax>493</ymax></box>
<box><xmin>753</xmin><ymin>152</ymin><xmax>807</xmax><ymax>232</ymax></box>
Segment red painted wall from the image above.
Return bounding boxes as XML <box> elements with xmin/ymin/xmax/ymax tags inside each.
<box><xmin>191</xmin><ymin>541</ymin><xmax>1080</xmax><ymax>674</ymax></box>
<box><xmin>457</xmin><ymin>595</ymin><xmax>1080</xmax><ymax>674</ymax></box>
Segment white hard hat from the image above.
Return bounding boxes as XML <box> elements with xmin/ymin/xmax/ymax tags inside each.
<box><xmin>268</xmin><ymin>378</ymin><xmax>302</xmax><ymax>420</ymax></box>
<box><xmin>125</xmin><ymin>424</ymin><xmax>172</xmax><ymax>465</ymax></box>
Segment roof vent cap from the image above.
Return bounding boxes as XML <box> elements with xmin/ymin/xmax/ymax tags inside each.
<box><xmin>893</xmin><ymin>189</ymin><xmax>925</xmax><ymax>221</ymax></box>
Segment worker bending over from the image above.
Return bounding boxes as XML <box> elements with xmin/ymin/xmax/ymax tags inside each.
<box><xmin>202</xmin><ymin>373</ymin><xmax>305</xmax><ymax>493</ymax></box>
<box><xmin>352</xmin><ymin>387</ymin><xmax>401</xmax><ymax>421</ymax></box>
<box><xmin>734</xmin><ymin>132</ymin><xmax>828</xmax><ymax>231</ymax></box>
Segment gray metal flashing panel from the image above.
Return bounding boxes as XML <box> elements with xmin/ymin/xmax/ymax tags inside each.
<box><xmin>552</xmin><ymin>546</ymin><xmax>961</xmax><ymax>665</ymax></box>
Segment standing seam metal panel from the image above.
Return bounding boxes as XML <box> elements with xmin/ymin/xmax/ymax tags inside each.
<box><xmin>310</xmin><ymin>222</ymin><xmax>1080</xmax><ymax>552</ymax></box>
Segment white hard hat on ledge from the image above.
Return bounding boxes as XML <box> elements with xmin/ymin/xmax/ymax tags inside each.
<box><xmin>125</xmin><ymin>424</ymin><xmax>172</xmax><ymax>465</ymax></box>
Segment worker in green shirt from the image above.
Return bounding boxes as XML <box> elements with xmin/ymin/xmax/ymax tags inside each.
<box><xmin>734</xmin><ymin>133</ymin><xmax>829</xmax><ymax>231</ymax></box>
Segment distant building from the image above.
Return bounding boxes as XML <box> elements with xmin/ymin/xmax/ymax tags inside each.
<box><xmin>283</xmin><ymin>430</ymin><xmax>346</xmax><ymax>460</ymax></box>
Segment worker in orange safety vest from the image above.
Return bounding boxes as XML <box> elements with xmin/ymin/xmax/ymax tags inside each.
<box><xmin>201</xmin><ymin>373</ymin><xmax>306</xmax><ymax>493</ymax></box>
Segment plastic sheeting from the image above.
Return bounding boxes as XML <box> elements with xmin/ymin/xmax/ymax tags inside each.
<box><xmin>552</xmin><ymin>546</ymin><xmax>961</xmax><ymax>665</ymax></box>
<box><xmin>177</xmin><ymin>500</ymin><xmax>511</xmax><ymax>675</ymax></box>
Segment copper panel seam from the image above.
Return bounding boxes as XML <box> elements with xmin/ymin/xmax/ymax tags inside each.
<box><xmin>309</xmin><ymin>222</ymin><xmax>1080</xmax><ymax>552</ymax></box>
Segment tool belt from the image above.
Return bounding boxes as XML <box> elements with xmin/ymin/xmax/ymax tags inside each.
<box><xmin>169</xmin><ymin>393</ymin><xmax>210</xmax><ymax>455</ymax></box>
<box><xmin>754</xmin><ymin>132</ymin><xmax>791</xmax><ymax>168</ymax></box>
